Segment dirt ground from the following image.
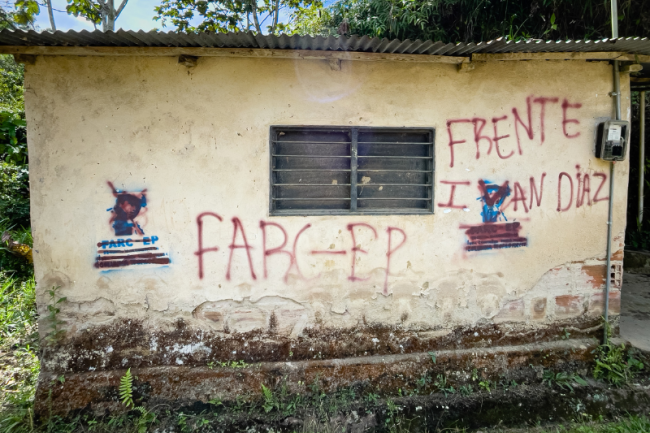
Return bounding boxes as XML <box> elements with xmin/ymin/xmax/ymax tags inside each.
<box><xmin>621</xmin><ymin>272</ymin><xmax>650</xmax><ymax>351</ymax></box>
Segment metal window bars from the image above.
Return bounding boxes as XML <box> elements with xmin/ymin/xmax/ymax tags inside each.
<box><xmin>269</xmin><ymin>126</ymin><xmax>435</xmax><ymax>216</ymax></box>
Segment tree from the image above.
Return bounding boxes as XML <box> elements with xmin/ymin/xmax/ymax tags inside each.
<box><xmin>290</xmin><ymin>0</ymin><xmax>650</xmax><ymax>43</ymax></box>
<box><xmin>12</xmin><ymin>0</ymin><xmax>55</xmax><ymax>30</ymax></box>
<box><xmin>2</xmin><ymin>0</ymin><xmax>38</xmax><ymax>30</ymax></box>
<box><xmin>154</xmin><ymin>0</ymin><xmax>321</xmax><ymax>34</ymax></box>
<box><xmin>66</xmin><ymin>0</ymin><xmax>131</xmax><ymax>31</ymax></box>
<box><xmin>11</xmin><ymin>0</ymin><xmax>131</xmax><ymax>32</ymax></box>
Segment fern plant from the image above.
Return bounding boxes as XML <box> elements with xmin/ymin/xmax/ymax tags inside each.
<box><xmin>118</xmin><ymin>368</ymin><xmax>156</xmax><ymax>432</ymax></box>
<box><xmin>119</xmin><ymin>368</ymin><xmax>135</xmax><ymax>409</ymax></box>
<box><xmin>134</xmin><ymin>406</ymin><xmax>156</xmax><ymax>433</ymax></box>
<box><xmin>261</xmin><ymin>384</ymin><xmax>275</xmax><ymax>413</ymax></box>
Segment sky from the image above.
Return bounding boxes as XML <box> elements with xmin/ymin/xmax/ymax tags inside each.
<box><xmin>30</xmin><ymin>0</ymin><xmax>297</xmax><ymax>32</ymax></box>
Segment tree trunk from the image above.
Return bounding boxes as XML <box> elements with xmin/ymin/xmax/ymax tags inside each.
<box><xmin>106</xmin><ymin>0</ymin><xmax>115</xmax><ymax>31</ymax></box>
<box><xmin>45</xmin><ymin>0</ymin><xmax>56</xmax><ymax>31</ymax></box>
<box><xmin>97</xmin><ymin>0</ymin><xmax>107</xmax><ymax>31</ymax></box>
<box><xmin>251</xmin><ymin>0</ymin><xmax>262</xmax><ymax>34</ymax></box>
<box><xmin>270</xmin><ymin>0</ymin><xmax>279</xmax><ymax>33</ymax></box>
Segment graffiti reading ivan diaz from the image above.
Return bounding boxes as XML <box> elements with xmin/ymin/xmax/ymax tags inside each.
<box><xmin>438</xmin><ymin>94</ymin><xmax>611</xmax><ymax>253</ymax></box>
<box><xmin>94</xmin><ymin>182</ymin><xmax>171</xmax><ymax>270</ymax></box>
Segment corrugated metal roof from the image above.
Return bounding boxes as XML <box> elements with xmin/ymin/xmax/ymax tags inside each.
<box><xmin>1</xmin><ymin>29</ymin><xmax>650</xmax><ymax>56</ymax></box>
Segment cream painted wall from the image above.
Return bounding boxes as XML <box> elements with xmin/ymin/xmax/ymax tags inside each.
<box><xmin>24</xmin><ymin>55</ymin><xmax>629</xmax><ymax>336</ymax></box>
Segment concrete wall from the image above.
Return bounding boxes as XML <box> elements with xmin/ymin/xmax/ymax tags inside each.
<box><xmin>25</xmin><ymin>55</ymin><xmax>628</xmax><ymax>375</ymax></box>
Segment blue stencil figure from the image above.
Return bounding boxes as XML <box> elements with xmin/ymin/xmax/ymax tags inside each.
<box><xmin>107</xmin><ymin>181</ymin><xmax>147</xmax><ymax>236</ymax></box>
<box><xmin>477</xmin><ymin>180</ymin><xmax>510</xmax><ymax>223</ymax></box>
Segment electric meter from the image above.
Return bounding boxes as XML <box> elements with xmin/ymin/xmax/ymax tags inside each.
<box><xmin>596</xmin><ymin>120</ymin><xmax>629</xmax><ymax>161</ymax></box>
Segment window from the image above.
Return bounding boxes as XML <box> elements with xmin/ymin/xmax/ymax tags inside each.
<box><xmin>269</xmin><ymin>126</ymin><xmax>435</xmax><ymax>215</ymax></box>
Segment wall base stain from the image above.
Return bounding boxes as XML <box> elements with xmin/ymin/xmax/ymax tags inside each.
<box><xmin>36</xmin><ymin>334</ymin><xmax>608</xmax><ymax>416</ymax></box>
<box><xmin>40</xmin><ymin>315</ymin><xmax>608</xmax><ymax>375</ymax></box>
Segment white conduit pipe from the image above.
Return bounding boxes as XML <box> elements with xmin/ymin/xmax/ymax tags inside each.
<box><xmin>604</xmin><ymin>0</ymin><xmax>621</xmax><ymax>344</ymax></box>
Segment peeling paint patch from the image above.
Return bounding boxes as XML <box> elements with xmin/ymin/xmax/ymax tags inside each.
<box><xmin>581</xmin><ymin>265</ymin><xmax>606</xmax><ymax>289</ymax></box>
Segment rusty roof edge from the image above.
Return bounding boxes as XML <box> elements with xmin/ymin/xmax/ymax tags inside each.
<box><xmin>1</xmin><ymin>29</ymin><xmax>650</xmax><ymax>57</ymax></box>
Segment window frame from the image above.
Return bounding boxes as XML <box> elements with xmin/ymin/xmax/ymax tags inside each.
<box><xmin>269</xmin><ymin>125</ymin><xmax>436</xmax><ymax>216</ymax></box>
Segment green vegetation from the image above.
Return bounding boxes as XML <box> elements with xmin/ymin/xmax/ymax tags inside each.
<box><xmin>594</xmin><ymin>340</ymin><xmax>645</xmax><ymax>386</ymax></box>
<box><xmin>120</xmin><ymin>368</ymin><xmax>136</xmax><ymax>409</ymax></box>
<box><xmin>592</xmin><ymin>321</ymin><xmax>645</xmax><ymax>386</ymax></box>
<box><xmin>0</xmin><ymin>47</ymin><xmax>42</xmax><ymax>421</ymax></box>
<box><xmin>207</xmin><ymin>359</ymin><xmax>250</xmax><ymax>369</ymax></box>
<box><xmin>43</xmin><ymin>287</ymin><xmax>65</xmax><ymax>345</ymax></box>
<box><xmin>625</xmin><ymin>91</ymin><xmax>650</xmax><ymax>251</ymax></box>
<box><xmin>154</xmin><ymin>0</ymin><xmax>322</xmax><ymax>34</ymax></box>
<box><xmin>289</xmin><ymin>0</ymin><xmax>650</xmax><ymax>42</ymax></box>
<box><xmin>0</xmin><ymin>55</ymin><xmax>24</xmax><ymax>114</ymax></box>
<box><xmin>625</xmin><ymin>225</ymin><xmax>650</xmax><ymax>251</ymax></box>
<box><xmin>542</xmin><ymin>371</ymin><xmax>588</xmax><ymax>392</ymax></box>
<box><xmin>433</xmin><ymin>373</ymin><xmax>455</xmax><ymax>396</ymax></box>
<box><xmin>491</xmin><ymin>415</ymin><xmax>650</xmax><ymax>433</ymax></box>
<box><xmin>0</xmin><ymin>54</ymin><xmax>31</xmax><ymax>281</ymax></box>
<box><xmin>0</xmin><ymin>164</ymin><xmax>29</xmax><ymax>225</ymax></box>
<box><xmin>151</xmin><ymin>0</ymin><xmax>650</xmax><ymax>42</ymax></box>
<box><xmin>0</xmin><ymin>274</ymin><xmax>39</xmax><ymax>432</ymax></box>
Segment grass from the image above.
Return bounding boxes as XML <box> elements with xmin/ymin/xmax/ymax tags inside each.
<box><xmin>0</xmin><ymin>273</ymin><xmax>39</xmax><ymax>432</ymax></box>
<box><xmin>485</xmin><ymin>415</ymin><xmax>650</xmax><ymax>432</ymax></box>
<box><xmin>0</xmin><ymin>274</ymin><xmax>38</xmax><ymax>406</ymax></box>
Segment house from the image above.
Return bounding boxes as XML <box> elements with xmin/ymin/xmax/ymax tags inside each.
<box><xmin>1</xmin><ymin>29</ymin><xmax>647</xmax><ymax>414</ymax></box>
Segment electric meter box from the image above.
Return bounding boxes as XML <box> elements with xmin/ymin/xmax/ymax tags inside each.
<box><xmin>596</xmin><ymin>120</ymin><xmax>629</xmax><ymax>161</ymax></box>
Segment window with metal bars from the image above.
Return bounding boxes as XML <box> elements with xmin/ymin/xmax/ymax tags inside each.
<box><xmin>269</xmin><ymin>126</ymin><xmax>435</xmax><ymax>215</ymax></box>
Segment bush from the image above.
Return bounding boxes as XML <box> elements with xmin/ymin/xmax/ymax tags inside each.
<box><xmin>0</xmin><ymin>112</ymin><xmax>27</xmax><ymax>166</ymax></box>
<box><xmin>593</xmin><ymin>323</ymin><xmax>645</xmax><ymax>386</ymax></box>
<box><xmin>0</xmin><ymin>161</ymin><xmax>32</xmax><ymax>278</ymax></box>
<box><xmin>0</xmin><ymin>55</ymin><xmax>32</xmax><ymax>279</ymax></box>
<box><xmin>0</xmin><ymin>235</ymin><xmax>34</xmax><ymax>281</ymax></box>
<box><xmin>0</xmin><ymin>56</ymin><xmax>28</xmax><ymax>166</ymax></box>
<box><xmin>0</xmin><ymin>55</ymin><xmax>24</xmax><ymax>114</ymax></box>
<box><xmin>0</xmin><ymin>162</ymin><xmax>29</xmax><ymax>228</ymax></box>
<box><xmin>626</xmin><ymin>227</ymin><xmax>650</xmax><ymax>251</ymax></box>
